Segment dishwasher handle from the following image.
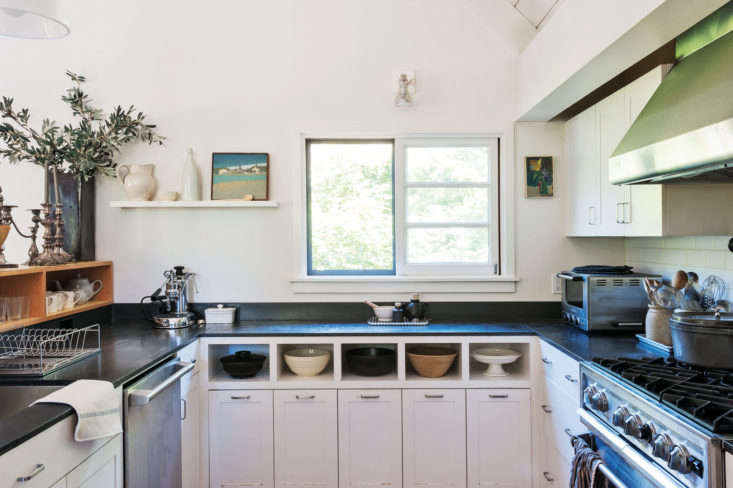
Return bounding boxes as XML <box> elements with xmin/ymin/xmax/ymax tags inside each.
<box><xmin>128</xmin><ymin>360</ymin><xmax>194</xmax><ymax>406</ymax></box>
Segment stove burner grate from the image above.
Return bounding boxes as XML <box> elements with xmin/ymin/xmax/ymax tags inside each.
<box><xmin>592</xmin><ymin>356</ymin><xmax>733</xmax><ymax>434</ymax></box>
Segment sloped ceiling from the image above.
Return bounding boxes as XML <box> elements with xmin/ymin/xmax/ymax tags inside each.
<box><xmin>505</xmin><ymin>0</ymin><xmax>562</xmax><ymax>30</ymax></box>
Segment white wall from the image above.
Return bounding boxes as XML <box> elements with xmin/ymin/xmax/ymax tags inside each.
<box><xmin>0</xmin><ymin>0</ymin><xmax>622</xmax><ymax>303</ymax></box>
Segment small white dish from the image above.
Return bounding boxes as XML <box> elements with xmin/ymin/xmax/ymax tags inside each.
<box><xmin>284</xmin><ymin>347</ymin><xmax>331</xmax><ymax>377</ymax></box>
<box><xmin>373</xmin><ymin>306</ymin><xmax>393</xmax><ymax>322</ymax></box>
<box><xmin>471</xmin><ymin>347</ymin><xmax>522</xmax><ymax>377</ymax></box>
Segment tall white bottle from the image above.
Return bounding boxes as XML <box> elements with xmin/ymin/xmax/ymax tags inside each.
<box><xmin>180</xmin><ymin>148</ymin><xmax>201</xmax><ymax>201</ymax></box>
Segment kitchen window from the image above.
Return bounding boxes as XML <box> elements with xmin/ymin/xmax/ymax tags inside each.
<box><xmin>306</xmin><ymin>136</ymin><xmax>500</xmax><ymax>278</ymax></box>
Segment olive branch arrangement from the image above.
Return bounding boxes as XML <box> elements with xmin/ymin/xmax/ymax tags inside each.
<box><xmin>0</xmin><ymin>70</ymin><xmax>165</xmax><ymax>181</ymax></box>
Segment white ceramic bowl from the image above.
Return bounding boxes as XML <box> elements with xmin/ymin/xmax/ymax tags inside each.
<box><xmin>284</xmin><ymin>347</ymin><xmax>331</xmax><ymax>376</ymax></box>
<box><xmin>471</xmin><ymin>347</ymin><xmax>522</xmax><ymax>377</ymax></box>
<box><xmin>373</xmin><ymin>306</ymin><xmax>393</xmax><ymax>322</ymax></box>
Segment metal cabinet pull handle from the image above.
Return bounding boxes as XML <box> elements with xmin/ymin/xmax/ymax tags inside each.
<box><xmin>296</xmin><ymin>395</ymin><xmax>316</xmax><ymax>400</ymax></box>
<box><xmin>543</xmin><ymin>471</ymin><xmax>555</xmax><ymax>482</ymax></box>
<box><xmin>565</xmin><ymin>374</ymin><xmax>579</xmax><ymax>383</ymax></box>
<box><xmin>616</xmin><ymin>202</ymin><xmax>622</xmax><ymax>224</ymax></box>
<box><xmin>17</xmin><ymin>464</ymin><xmax>45</xmax><ymax>482</ymax></box>
<box><xmin>360</xmin><ymin>394</ymin><xmax>381</xmax><ymax>399</ymax></box>
<box><xmin>489</xmin><ymin>394</ymin><xmax>508</xmax><ymax>399</ymax></box>
<box><xmin>424</xmin><ymin>394</ymin><xmax>444</xmax><ymax>399</ymax></box>
<box><xmin>541</xmin><ymin>404</ymin><xmax>552</xmax><ymax>413</ymax></box>
<box><xmin>181</xmin><ymin>398</ymin><xmax>187</xmax><ymax>420</ymax></box>
<box><xmin>541</xmin><ymin>357</ymin><xmax>552</xmax><ymax>365</ymax></box>
<box><xmin>588</xmin><ymin>206</ymin><xmax>596</xmax><ymax>225</ymax></box>
<box><xmin>231</xmin><ymin>395</ymin><xmax>251</xmax><ymax>400</ymax></box>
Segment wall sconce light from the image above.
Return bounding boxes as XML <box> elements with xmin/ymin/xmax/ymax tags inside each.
<box><xmin>395</xmin><ymin>73</ymin><xmax>416</xmax><ymax>107</ymax></box>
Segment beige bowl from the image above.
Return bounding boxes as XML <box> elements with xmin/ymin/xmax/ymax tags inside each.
<box><xmin>407</xmin><ymin>347</ymin><xmax>457</xmax><ymax>378</ymax></box>
<box><xmin>284</xmin><ymin>347</ymin><xmax>330</xmax><ymax>377</ymax></box>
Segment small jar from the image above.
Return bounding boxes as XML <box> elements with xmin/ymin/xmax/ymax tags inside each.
<box><xmin>392</xmin><ymin>302</ymin><xmax>404</xmax><ymax>322</ymax></box>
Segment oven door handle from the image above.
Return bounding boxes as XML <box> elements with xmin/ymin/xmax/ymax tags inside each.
<box><xmin>557</xmin><ymin>273</ymin><xmax>584</xmax><ymax>281</ymax></box>
<box><xmin>578</xmin><ymin>409</ymin><xmax>685</xmax><ymax>488</ymax></box>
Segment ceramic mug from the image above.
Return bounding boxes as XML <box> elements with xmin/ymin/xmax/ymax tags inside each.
<box><xmin>59</xmin><ymin>290</ymin><xmax>81</xmax><ymax>310</ymax></box>
<box><xmin>46</xmin><ymin>292</ymin><xmax>64</xmax><ymax>314</ymax></box>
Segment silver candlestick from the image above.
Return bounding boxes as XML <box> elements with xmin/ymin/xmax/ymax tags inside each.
<box><xmin>36</xmin><ymin>203</ymin><xmax>59</xmax><ymax>266</ymax></box>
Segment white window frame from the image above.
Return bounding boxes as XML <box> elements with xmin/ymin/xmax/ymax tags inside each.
<box><xmin>395</xmin><ymin>136</ymin><xmax>499</xmax><ymax>277</ymax></box>
<box><xmin>291</xmin><ymin>132</ymin><xmax>517</xmax><ymax>295</ymax></box>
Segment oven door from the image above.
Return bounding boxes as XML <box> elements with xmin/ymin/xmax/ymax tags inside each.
<box><xmin>558</xmin><ymin>273</ymin><xmax>586</xmax><ymax>313</ymax></box>
<box><xmin>577</xmin><ymin>409</ymin><xmax>686</xmax><ymax>488</ymax></box>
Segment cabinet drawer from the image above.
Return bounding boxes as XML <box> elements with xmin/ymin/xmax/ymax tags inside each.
<box><xmin>541</xmin><ymin>383</ymin><xmax>584</xmax><ymax>464</ymax></box>
<box><xmin>0</xmin><ymin>415</ymin><xmax>117</xmax><ymax>488</ymax></box>
<box><xmin>541</xmin><ymin>445</ymin><xmax>571</xmax><ymax>488</ymax></box>
<box><xmin>539</xmin><ymin>341</ymin><xmax>580</xmax><ymax>400</ymax></box>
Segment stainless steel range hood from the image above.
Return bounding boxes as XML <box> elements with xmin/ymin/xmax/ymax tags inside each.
<box><xmin>609</xmin><ymin>6</ymin><xmax>733</xmax><ymax>185</ymax></box>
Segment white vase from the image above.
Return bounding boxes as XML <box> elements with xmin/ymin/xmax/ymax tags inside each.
<box><xmin>180</xmin><ymin>148</ymin><xmax>201</xmax><ymax>201</ymax></box>
<box><xmin>117</xmin><ymin>164</ymin><xmax>157</xmax><ymax>201</ymax></box>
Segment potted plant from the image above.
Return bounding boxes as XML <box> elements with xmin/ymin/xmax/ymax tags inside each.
<box><xmin>0</xmin><ymin>71</ymin><xmax>164</xmax><ymax>260</ymax></box>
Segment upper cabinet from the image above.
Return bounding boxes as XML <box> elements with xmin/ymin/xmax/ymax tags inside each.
<box><xmin>565</xmin><ymin>66</ymin><xmax>733</xmax><ymax>237</ymax></box>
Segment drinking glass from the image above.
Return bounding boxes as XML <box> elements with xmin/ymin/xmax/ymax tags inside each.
<box><xmin>7</xmin><ymin>296</ymin><xmax>28</xmax><ymax>321</ymax></box>
<box><xmin>0</xmin><ymin>297</ymin><xmax>6</xmax><ymax>323</ymax></box>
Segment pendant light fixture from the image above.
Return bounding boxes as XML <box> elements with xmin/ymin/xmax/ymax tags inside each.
<box><xmin>0</xmin><ymin>0</ymin><xmax>69</xmax><ymax>39</ymax></box>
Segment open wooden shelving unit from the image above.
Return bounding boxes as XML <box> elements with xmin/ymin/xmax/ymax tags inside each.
<box><xmin>0</xmin><ymin>260</ymin><xmax>113</xmax><ymax>333</ymax></box>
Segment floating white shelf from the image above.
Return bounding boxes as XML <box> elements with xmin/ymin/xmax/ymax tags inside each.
<box><xmin>110</xmin><ymin>200</ymin><xmax>279</xmax><ymax>208</ymax></box>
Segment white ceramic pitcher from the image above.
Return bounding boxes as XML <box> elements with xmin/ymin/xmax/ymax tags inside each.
<box><xmin>117</xmin><ymin>164</ymin><xmax>157</xmax><ymax>201</ymax></box>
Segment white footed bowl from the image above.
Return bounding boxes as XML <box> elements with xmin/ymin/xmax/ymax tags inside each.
<box><xmin>284</xmin><ymin>347</ymin><xmax>331</xmax><ymax>376</ymax></box>
<box><xmin>471</xmin><ymin>348</ymin><xmax>522</xmax><ymax>377</ymax></box>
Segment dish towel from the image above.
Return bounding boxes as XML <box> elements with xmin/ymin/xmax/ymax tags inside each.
<box><xmin>570</xmin><ymin>435</ymin><xmax>608</xmax><ymax>488</ymax></box>
<box><xmin>32</xmin><ymin>379</ymin><xmax>122</xmax><ymax>442</ymax></box>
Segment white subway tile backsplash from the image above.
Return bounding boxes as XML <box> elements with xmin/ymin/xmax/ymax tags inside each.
<box><xmin>686</xmin><ymin>250</ymin><xmax>707</xmax><ymax>267</ymax></box>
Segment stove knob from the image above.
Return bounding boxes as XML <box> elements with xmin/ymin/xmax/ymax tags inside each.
<box><xmin>583</xmin><ymin>384</ymin><xmax>598</xmax><ymax>405</ymax></box>
<box><xmin>591</xmin><ymin>391</ymin><xmax>609</xmax><ymax>412</ymax></box>
<box><xmin>653</xmin><ymin>433</ymin><xmax>674</xmax><ymax>461</ymax></box>
<box><xmin>640</xmin><ymin>421</ymin><xmax>657</xmax><ymax>443</ymax></box>
<box><xmin>668</xmin><ymin>444</ymin><xmax>691</xmax><ymax>474</ymax></box>
<box><xmin>612</xmin><ymin>405</ymin><xmax>630</xmax><ymax>427</ymax></box>
<box><xmin>624</xmin><ymin>414</ymin><xmax>643</xmax><ymax>437</ymax></box>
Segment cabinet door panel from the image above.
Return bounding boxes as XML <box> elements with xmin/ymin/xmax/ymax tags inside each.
<box><xmin>181</xmin><ymin>369</ymin><xmax>200</xmax><ymax>488</ymax></box>
<box><xmin>467</xmin><ymin>389</ymin><xmax>531</xmax><ymax>488</ymax></box>
<box><xmin>209</xmin><ymin>390</ymin><xmax>274</xmax><ymax>488</ymax></box>
<box><xmin>566</xmin><ymin>106</ymin><xmax>600</xmax><ymax>236</ymax></box>
<box><xmin>403</xmin><ymin>389</ymin><xmax>466</xmax><ymax>488</ymax></box>
<box><xmin>598</xmin><ymin>90</ymin><xmax>628</xmax><ymax>236</ymax></box>
<box><xmin>339</xmin><ymin>390</ymin><xmax>402</xmax><ymax>488</ymax></box>
<box><xmin>274</xmin><ymin>390</ymin><xmax>338</xmax><ymax>488</ymax></box>
<box><xmin>67</xmin><ymin>436</ymin><xmax>123</xmax><ymax>488</ymax></box>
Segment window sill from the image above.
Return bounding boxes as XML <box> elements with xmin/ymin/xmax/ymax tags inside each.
<box><xmin>290</xmin><ymin>275</ymin><xmax>519</xmax><ymax>294</ymax></box>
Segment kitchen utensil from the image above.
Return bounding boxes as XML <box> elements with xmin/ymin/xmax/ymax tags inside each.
<box><xmin>345</xmin><ymin>347</ymin><xmax>395</xmax><ymax>376</ymax></box>
<box><xmin>65</xmin><ymin>274</ymin><xmax>103</xmax><ymax>305</ymax></box>
<box><xmin>151</xmin><ymin>266</ymin><xmax>196</xmax><ymax>329</ymax></box>
<box><xmin>700</xmin><ymin>275</ymin><xmax>727</xmax><ymax>310</ymax></box>
<box><xmin>471</xmin><ymin>347</ymin><xmax>522</xmax><ymax>377</ymax></box>
<box><xmin>653</xmin><ymin>285</ymin><xmax>680</xmax><ymax>309</ymax></box>
<box><xmin>407</xmin><ymin>347</ymin><xmax>457</xmax><ymax>378</ymax></box>
<box><xmin>669</xmin><ymin>311</ymin><xmax>733</xmax><ymax>368</ymax></box>
<box><xmin>671</xmin><ymin>270</ymin><xmax>688</xmax><ymax>290</ymax></box>
<box><xmin>283</xmin><ymin>347</ymin><xmax>330</xmax><ymax>376</ymax></box>
<box><xmin>644</xmin><ymin>305</ymin><xmax>673</xmax><ymax>346</ymax></box>
<box><xmin>204</xmin><ymin>304</ymin><xmax>237</xmax><ymax>324</ymax></box>
<box><xmin>642</xmin><ymin>278</ymin><xmax>656</xmax><ymax>305</ymax></box>
<box><xmin>220</xmin><ymin>353</ymin><xmax>266</xmax><ymax>378</ymax></box>
<box><xmin>364</xmin><ymin>300</ymin><xmax>393</xmax><ymax>321</ymax></box>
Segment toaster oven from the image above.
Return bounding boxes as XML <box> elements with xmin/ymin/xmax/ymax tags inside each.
<box><xmin>558</xmin><ymin>271</ymin><xmax>660</xmax><ymax>332</ymax></box>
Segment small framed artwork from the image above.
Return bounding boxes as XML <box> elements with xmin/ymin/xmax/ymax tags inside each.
<box><xmin>211</xmin><ymin>152</ymin><xmax>269</xmax><ymax>200</ymax></box>
<box><xmin>525</xmin><ymin>156</ymin><xmax>553</xmax><ymax>197</ymax></box>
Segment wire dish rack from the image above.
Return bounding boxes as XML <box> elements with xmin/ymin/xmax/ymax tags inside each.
<box><xmin>367</xmin><ymin>317</ymin><xmax>430</xmax><ymax>326</ymax></box>
<box><xmin>0</xmin><ymin>324</ymin><xmax>101</xmax><ymax>376</ymax></box>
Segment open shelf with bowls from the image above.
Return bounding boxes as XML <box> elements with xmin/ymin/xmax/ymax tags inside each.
<box><xmin>276</xmin><ymin>343</ymin><xmax>335</xmax><ymax>383</ymax></box>
<box><xmin>208</xmin><ymin>343</ymin><xmax>270</xmax><ymax>383</ymax></box>
<box><xmin>0</xmin><ymin>261</ymin><xmax>113</xmax><ymax>333</ymax></box>
<box><xmin>405</xmin><ymin>342</ymin><xmax>462</xmax><ymax>382</ymax></box>
<box><xmin>341</xmin><ymin>343</ymin><xmax>399</xmax><ymax>382</ymax></box>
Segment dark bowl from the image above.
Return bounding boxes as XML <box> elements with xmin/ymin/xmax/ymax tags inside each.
<box><xmin>346</xmin><ymin>347</ymin><xmax>396</xmax><ymax>376</ymax></box>
<box><xmin>220</xmin><ymin>352</ymin><xmax>266</xmax><ymax>378</ymax></box>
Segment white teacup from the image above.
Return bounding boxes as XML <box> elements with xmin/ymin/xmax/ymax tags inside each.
<box><xmin>59</xmin><ymin>290</ymin><xmax>81</xmax><ymax>310</ymax></box>
<box><xmin>46</xmin><ymin>292</ymin><xmax>64</xmax><ymax>314</ymax></box>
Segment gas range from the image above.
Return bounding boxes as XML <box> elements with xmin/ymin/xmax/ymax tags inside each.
<box><xmin>580</xmin><ymin>358</ymin><xmax>725</xmax><ymax>488</ymax></box>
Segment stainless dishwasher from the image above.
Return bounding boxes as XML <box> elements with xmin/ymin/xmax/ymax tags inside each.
<box><xmin>124</xmin><ymin>356</ymin><xmax>194</xmax><ymax>488</ymax></box>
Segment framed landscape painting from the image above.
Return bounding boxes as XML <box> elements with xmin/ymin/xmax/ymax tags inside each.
<box><xmin>211</xmin><ymin>153</ymin><xmax>269</xmax><ymax>200</ymax></box>
<box><xmin>525</xmin><ymin>156</ymin><xmax>553</xmax><ymax>197</ymax></box>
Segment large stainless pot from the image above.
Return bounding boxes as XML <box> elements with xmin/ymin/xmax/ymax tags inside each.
<box><xmin>670</xmin><ymin>311</ymin><xmax>733</xmax><ymax>368</ymax></box>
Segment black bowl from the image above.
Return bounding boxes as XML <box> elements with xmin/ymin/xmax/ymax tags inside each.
<box><xmin>220</xmin><ymin>352</ymin><xmax>266</xmax><ymax>378</ymax></box>
<box><xmin>346</xmin><ymin>347</ymin><xmax>396</xmax><ymax>376</ymax></box>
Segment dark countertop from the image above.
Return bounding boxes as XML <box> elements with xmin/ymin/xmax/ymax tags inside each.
<box><xmin>0</xmin><ymin>319</ymin><xmax>659</xmax><ymax>456</ymax></box>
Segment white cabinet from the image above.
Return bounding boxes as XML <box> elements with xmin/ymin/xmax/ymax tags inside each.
<box><xmin>566</xmin><ymin>105</ymin><xmax>600</xmax><ymax>235</ymax></box>
<box><xmin>66</xmin><ymin>435</ymin><xmax>123</xmax><ymax>488</ymax></box>
<box><xmin>725</xmin><ymin>452</ymin><xmax>733</xmax><ymax>488</ymax></box>
<box><xmin>181</xmin><ymin>366</ymin><xmax>200</xmax><ymax>488</ymax></box>
<box><xmin>274</xmin><ymin>390</ymin><xmax>338</xmax><ymax>488</ymax></box>
<box><xmin>403</xmin><ymin>389</ymin><xmax>466</xmax><ymax>488</ymax></box>
<box><xmin>467</xmin><ymin>389</ymin><xmax>531</xmax><ymax>488</ymax></box>
<box><xmin>598</xmin><ymin>87</ymin><xmax>630</xmax><ymax>236</ymax></box>
<box><xmin>338</xmin><ymin>390</ymin><xmax>402</xmax><ymax>488</ymax></box>
<box><xmin>209</xmin><ymin>390</ymin><xmax>274</xmax><ymax>488</ymax></box>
